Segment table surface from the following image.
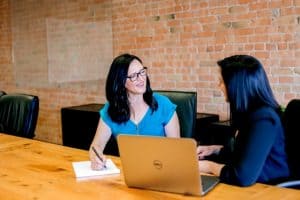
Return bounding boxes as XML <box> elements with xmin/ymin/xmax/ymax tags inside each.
<box><xmin>1</xmin><ymin>133</ymin><xmax>300</xmax><ymax>200</ymax></box>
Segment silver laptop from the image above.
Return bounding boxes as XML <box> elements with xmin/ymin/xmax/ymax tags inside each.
<box><xmin>117</xmin><ymin>135</ymin><xmax>219</xmax><ymax>196</ymax></box>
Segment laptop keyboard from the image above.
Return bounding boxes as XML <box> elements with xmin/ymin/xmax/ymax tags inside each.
<box><xmin>201</xmin><ymin>175</ymin><xmax>220</xmax><ymax>193</ymax></box>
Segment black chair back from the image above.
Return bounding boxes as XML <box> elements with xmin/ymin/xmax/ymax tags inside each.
<box><xmin>0</xmin><ymin>93</ymin><xmax>39</xmax><ymax>138</ymax></box>
<box><xmin>277</xmin><ymin>99</ymin><xmax>300</xmax><ymax>189</ymax></box>
<box><xmin>283</xmin><ymin>99</ymin><xmax>300</xmax><ymax>180</ymax></box>
<box><xmin>155</xmin><ymin>90</ymin><xmax>197</xmax><ymax>138</ymax></box>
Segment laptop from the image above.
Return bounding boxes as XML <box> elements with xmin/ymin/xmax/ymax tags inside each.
<box><xmin>117</xmin><ymin>135</ymin><xmax>219</xmax><ymax>196</ymax></box>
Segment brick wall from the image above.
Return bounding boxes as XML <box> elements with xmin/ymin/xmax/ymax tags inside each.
<box><xmin>1</xmin><ymin>0</ymin><xmax>300</xmax><ymax>144</ymax></box>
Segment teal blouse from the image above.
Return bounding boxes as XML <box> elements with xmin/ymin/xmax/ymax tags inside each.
<box><xmin>100</xmin><ymin>93</ymin><xmax>176</xmax><ymax>137</ymax></box>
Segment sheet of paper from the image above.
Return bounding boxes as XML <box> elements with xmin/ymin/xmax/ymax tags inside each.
<box><xmin>72</xmin><ymin>159</ymin><xmax>120</xmax><ymax>178</ymax></box>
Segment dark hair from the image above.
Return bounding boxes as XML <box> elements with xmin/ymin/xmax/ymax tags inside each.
<box><xmin>105</xmin><ymin>53</ymin><xmax>157</xmax><ymax>123</ymax></box>
<box><xmin>217</xmin><ymin>55</ymin><xmax>279</xmax><ymax>115</ymax></box>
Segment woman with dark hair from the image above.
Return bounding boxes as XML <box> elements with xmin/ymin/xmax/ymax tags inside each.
<box><xmin>90</xmin><ymin>53</ymin><xmax>180</xmax><ymax>170</ymax></box>
<box><xmin>197</xmin><ymin>55</ymin><xmax>290</xmax><ymax>186</ymax></box>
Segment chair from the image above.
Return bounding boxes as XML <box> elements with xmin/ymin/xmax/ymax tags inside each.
<box><xmin>0</xmin><ymin>91</ymin><xmax>6</xmax><ymax>97</ymax></box>
<box><xmin>0</xmin><ymin>93</ymin><xmax>39</xmax><ymax>138</ymax></box>
<box><xmin>277</xmin><ymin>99</ymin><xmax>300</xmax><ymax>189</ymax></box>
<box><xmin>155</xmin><ymin>90</ymin><xmax>197</xmax><ymax>138</ymax></box>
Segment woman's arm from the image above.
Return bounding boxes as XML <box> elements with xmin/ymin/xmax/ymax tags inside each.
<box><xmin>197</xmin><ymin>145</ymin><xmax>223</xmax><ymax>159</ymax></box>
<box><xmin>199</xmin><ymin>160</ymin><xmax>225</xmax><ymax>176</ymax></box>
<box><xmin>89</xmin><ymin>118</ymin><xmax>112</xmax><ymax>170</ymax></box>
<box><xmin>220</xmin><ymin>116</ymin><xmax>279</xmax><ymax>186</ymax></box>
<box><xmin>164</xmin><ymin>112</ymin><xmax>180</xmax><ymax>138</ymax></box>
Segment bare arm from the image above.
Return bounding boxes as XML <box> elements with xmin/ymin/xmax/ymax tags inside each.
<box><xmin>89</xmin><ymin>118</ymin><xmax>112</xmax><ymax>170</ymax></box>
<box><xmin>164</xmin><ymin>112</ymin><xmax>180</xmax><ymax>138</ymax></box>
<box><xmin>198</xmin><ymin>160</ymin><xmax>225</xmax><ymax>176</ymax></box>
<box><xmin>197</xmin><ymin>145</ymin><xmax>223</xmax><ymax>159</ymax></box>
<box><xmin>197</xmin><ymin>145</ymin><xmax>224</xmax><ymax>176</ymax></box>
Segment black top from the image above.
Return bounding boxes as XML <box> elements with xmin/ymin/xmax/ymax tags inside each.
<box><xmin>219</xmin><ymin>106</ymin><xmax>290</xmax><ymax>186</ymax></box>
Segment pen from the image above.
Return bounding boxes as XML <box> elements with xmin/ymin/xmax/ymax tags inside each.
<box><xmin>92</xmin><ymin>146</ymin><xmax>106</xmax><ymax>168</ymax></box>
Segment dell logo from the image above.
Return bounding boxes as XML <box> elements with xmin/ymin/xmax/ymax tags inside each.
<box><xmin>153</xmin><ymin>160</ymin><xmax>163</xmax><ymax>169</ymax></box>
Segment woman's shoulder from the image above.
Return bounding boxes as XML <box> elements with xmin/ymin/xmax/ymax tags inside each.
<box><xmin>250</xmin><ymin>106</ymin><xmax>281</xmax><ymax>123</ymax></box>
<box><xmin>99</xmin><ymin>102</ymin><xmax>109</xmax><ymax>115</ymax></box>
<box><xmin>100</xmin><ymin>102</ymin><xmax>109</xmax><ymax>110</ymax></box>
<box><xmin>153</xmin><ymin>92</ymin><xmax>176</xmax><ymax>109</ymax></box>
<box><xmin>153</xmin><ymin>92</ymin><xmax>171</xmax><ymax>102</ymax></box>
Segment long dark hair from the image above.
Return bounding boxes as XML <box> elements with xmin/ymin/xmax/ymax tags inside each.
<box><xmin>105</xmin><ymin>53</ymin><xmax>157</xmax><ymax>123</ymax></box>
<box><xmin>217</xmin><ymin>55</ymin><xmax>280</xmax><ymax>125</ymax></box>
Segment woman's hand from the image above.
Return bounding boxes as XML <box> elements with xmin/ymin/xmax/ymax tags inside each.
<box><xmin>197</xmin><ymin>145</ymin><xmax>223</xmax><ymax>160</ymax></box>
<box><xmin>198</xmin><ymin>160</ymin><xmax>224</xmax><ymax>176</ymax></box>
<box><xmin>89</xmin><ymin>146</ymin><xmax>107</xmax><ymax>170</ymax></box>
<box><xmin>89</xmin><ymin>118</ymin><xmax>112</xmax><ymax>170</ymax></box>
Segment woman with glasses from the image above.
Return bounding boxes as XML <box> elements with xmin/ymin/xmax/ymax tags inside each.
<box><xmin>89</xmin><ymin>53</ymin><xmax>180</xmax><ymax>170</ymax></box>
<box><xmin>197</xmin><ymin>55</ymin><xmax>290</xmax><ymax>186</ymax></box>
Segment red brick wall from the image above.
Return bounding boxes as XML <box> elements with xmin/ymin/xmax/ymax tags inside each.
<box><xmin>1</xmin><ymin>0</ymin><xmax>300</xmax><ymax>143</ymax></box>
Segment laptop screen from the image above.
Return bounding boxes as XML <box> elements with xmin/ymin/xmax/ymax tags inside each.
<box><xmin>117</xmin><ymin>135</ymin><xmax>219</xmax><ymax>196</ymax></box>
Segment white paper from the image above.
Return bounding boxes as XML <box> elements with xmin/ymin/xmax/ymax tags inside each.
<box><xmin>72</xmin><ymin>159</ymin><xmax>120</xmax><ymax>178</ymax></box>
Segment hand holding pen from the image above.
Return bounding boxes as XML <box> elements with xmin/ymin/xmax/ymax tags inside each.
<box><xmin>90</xmin><ymin>146</ymin><xmax>107</xmax><ymax>170</ymax></box>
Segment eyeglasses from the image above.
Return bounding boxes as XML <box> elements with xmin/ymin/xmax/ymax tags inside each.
<box><xmin>127</xmin><ymin>67</ymin><xmax>147</xmax><ymax>82</ymax></box>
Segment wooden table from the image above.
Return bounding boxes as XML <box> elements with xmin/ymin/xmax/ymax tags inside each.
<box><xmin>1</xmin><ymin>133</ymin><xmax>299</xmax><ymax>200</ymax></box>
